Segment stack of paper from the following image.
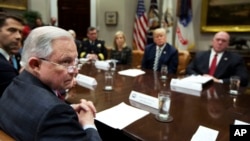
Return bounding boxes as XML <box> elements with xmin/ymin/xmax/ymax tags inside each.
<box><xmin>75</xmin><ymin>74</ymin><xmax>97</xmax><ymax>90</ymax></box>
<box><xmin>181</xmin><ymin>75</ymin><xmax>213</xmax><ymax>86</ymax></box>
<box><xmin>170</xmin><ymin>75</ymin><xmax>212</xmax><ymax>96</ymax></box>
<box><xmin>118</xmin><ymin>69</ymin><xmax>145</xmax><ymax>77</ymax></box>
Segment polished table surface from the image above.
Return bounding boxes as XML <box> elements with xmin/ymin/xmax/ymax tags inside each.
<box><xmin>66</xmin><ymin>63</ymin><xmax>250</xmax><ymax>141</ymax></box>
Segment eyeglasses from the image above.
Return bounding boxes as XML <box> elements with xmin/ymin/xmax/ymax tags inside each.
<box><xmin>39</xmin><ymin>58</ymin><xmax>78</xmax><ymax>73</ymax></box>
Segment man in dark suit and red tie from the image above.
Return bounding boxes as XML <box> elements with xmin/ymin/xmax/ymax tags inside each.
<box><xmin>0</xmin><ymin>13</ymin><xmax>24</xmax><ymax>96</ymax></box>
<box><xmin>141</xmin><ymin>27</ymin><xmax>178</xmax><ymax>74</ymax></box>
<box><xmin>187</xmin><ymin>31</ymin><xmax>249</xmax><ymax>86</ymax></box>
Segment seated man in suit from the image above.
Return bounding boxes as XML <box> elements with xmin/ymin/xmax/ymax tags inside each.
<box><xmin>186</xmin><ymin>31</ymin><xmax>249</xmax><ymax>86</ymax></box>
<box><xmin>0</xmin><ymin>13</ymin><xmax>24</xmax><ymax>96</ymax></box>
<box><xmin>79</xmin><ymin>27</ymin><xmax>107</xmax><ymax>61</ymax></box>
<box><xmin>0</xmin><ymin>26</ymin><xmax>102</xmax><ymax>141</ymax></box>
<box><xmin>141</xmin><ymin>27</ymin><xmax>178</xmax><ymax>74</ymax></box>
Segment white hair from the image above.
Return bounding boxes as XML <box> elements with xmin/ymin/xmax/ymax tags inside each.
<box><xmin>21</xmin><ymin>26</ymin><xmax>73</xmax><ymax>67</ymax></box>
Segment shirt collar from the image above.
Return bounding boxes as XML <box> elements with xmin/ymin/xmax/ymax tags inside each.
<box><xmin>0</xmin><ymin>48</ymin><xmax>10</xmax><ymax>60</ymax></box>
<box><xmin>211</xmin><ymin>48</ymin><xmax>224</xmax><ymax>56</ymax></box>
<box><xmin>157</xmin><ymin>43</ymin><xmax>166</xmax><ymax>50</ymax></box>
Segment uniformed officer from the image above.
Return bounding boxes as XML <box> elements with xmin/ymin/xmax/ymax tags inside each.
<box><xmin>79</xmin><ymin>27</ymin><xmax>107</xmax><ymax>60</ymax></box>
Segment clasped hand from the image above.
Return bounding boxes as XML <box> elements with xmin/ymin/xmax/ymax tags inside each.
<box><xmin>86</xmin><ymin>54</ymin><xmax>98</xmax><ymax>60</ymax></box>
<box><xmin>71</xmin><ymin>99</ymin><xmax>97</xmax><ymax>126</ymax></box>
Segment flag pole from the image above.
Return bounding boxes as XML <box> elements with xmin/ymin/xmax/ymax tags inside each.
<box><xmin>158</xmin><ymin>0</ymin><xmax>163</xmax><ymax>23</ymax></box>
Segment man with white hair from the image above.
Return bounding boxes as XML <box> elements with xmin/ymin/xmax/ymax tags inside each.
<box><xmin>0</xmin><ymin>26</ymin><xmax>102</xmax><ymax>141</ymax></box>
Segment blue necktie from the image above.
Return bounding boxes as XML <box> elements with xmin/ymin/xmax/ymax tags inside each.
<box><xmin>11</xmin><ymin>56</ymin><xmax>18</xmax><ymax>70</ymax></box>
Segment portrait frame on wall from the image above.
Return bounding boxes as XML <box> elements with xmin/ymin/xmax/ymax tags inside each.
<box><xmin>105</xmin><ymin>11</ymin><xmax>118</xmax><ymax>25</ymax></box>
<box><xmin>0</xmin><ymin>0</ymin><xmax>28</xmax><ymax>10</ymax></box>
<box><xmin>200</xmin><ymin>0</ymin><xmax>250</xmax><ymax>32</ymax></box>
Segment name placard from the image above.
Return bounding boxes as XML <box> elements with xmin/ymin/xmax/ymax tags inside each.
<box><xmin>76</xmin><ymin>74</ymin><xmax>97</xmax><ymax>90</ymax></box>
<box><xmin>129</xmin><ymin>91</ymin><xmax>158</xmax><ymax>109</ymax></box>
<box><xmin>95</xmin><ymin>61</ymin><xmax>110</xmax><ymax>71</ymax></box>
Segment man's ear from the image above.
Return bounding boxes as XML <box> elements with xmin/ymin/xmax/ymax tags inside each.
<box><xmin>28</xmin><ymin>57</ymin><xmax>42</xmax><ymax>72</ymax></box>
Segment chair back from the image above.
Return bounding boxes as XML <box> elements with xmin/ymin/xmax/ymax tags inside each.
<box><xmin>0</xmin><ymin>130</ymin><xmax>15</xmax><ymax>141</ymax></box>
<box><xmin>131</xmin><ymin>50</ymin><xmax>144</xmax><ymax>68</ymax></box>
<box><xmin>177</xmin><ymin>50</ymin><xmax>191</xmax><ymax>75</ymax></box>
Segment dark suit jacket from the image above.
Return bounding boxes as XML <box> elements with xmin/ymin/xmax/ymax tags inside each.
<box><xmin>79</xmin><ymin>39</ymin><xmax>107</xmax><ymax>60</ymax></box>
<box><xmin>0</xmin><ymin>53</ymin><xmax>19</xmax><ymax>96</ymax></box>
<box><xmin>186</xmin><ymin>50</ymin><xmax>249</xmax><ymax>86</ymax></box>
<box><xmin>0</xmin><ymin>70</ymin><xmax>102</xmax><ymax>141</ymax></box>
<box><xmin>141</xmin><ymin>43</ymin><xmax>178</xmax><ymax>74</ymax></box>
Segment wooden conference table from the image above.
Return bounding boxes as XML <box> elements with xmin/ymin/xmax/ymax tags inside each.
<box><xmin>66</xmin><ymin>63</ymin><xmax>250</xmax><ymax>141</ymax></box>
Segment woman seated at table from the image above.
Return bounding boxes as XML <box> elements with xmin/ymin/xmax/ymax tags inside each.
<box><xmin>110</xmin><ymin>31</ymin><xmax>132</xmax><ymax>65</ymax></box>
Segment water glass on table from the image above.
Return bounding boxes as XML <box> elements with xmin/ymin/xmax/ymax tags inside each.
<box><xmin>155</xmin><ymin>91</ymin><xmax>173</xmax><ymax>122</ymax></box>
<box><xmin>104</xmin><ymin>71</ymin><xmax>113</xmax><ymax>91</ymax></box>
<box><xmin>229</xmin><ymin>76</ymin><xmax>240</xmax><ymax>95</ymax></box>
<box><xmin>160</xmin><ymin>65</ymin><xmax>168</xmax><ymax>80</ymax></box>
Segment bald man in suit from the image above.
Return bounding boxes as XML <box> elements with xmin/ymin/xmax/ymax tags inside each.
<box><xmin>187</xmin><ymin>31</ymin><xmax>248</xmax><ymax>86</ymax></box>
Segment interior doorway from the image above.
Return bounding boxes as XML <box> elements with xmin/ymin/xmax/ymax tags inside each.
<box><xmin>58</xmin><ymin>0</ymin><xmax>90</xmax><ymax>40</ymax></box>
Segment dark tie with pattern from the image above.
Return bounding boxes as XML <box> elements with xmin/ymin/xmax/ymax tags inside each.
<box><xmin>153</xmin><ymin>48</ymin><xmax>161</xmax><ymax>71</ymax></box>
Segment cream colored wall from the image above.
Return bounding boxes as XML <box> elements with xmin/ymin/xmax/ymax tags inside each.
<box><xmin>96</xmin><ymin>0</ymin><xmax>142</xmax><ymax>48</ymax></box>
<box><xmin>29</xmin><ymin>0</ymin><xmax>51</xmax><ymax>24</ymax></box>
<box><xmin>6</xmin><ymin>0</ymin><xmax>249</xmax><ymax>51</ymax></box>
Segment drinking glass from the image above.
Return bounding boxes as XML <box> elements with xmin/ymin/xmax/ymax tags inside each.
<box><xmin>104</xmin><ymin>71</ymin><xmax>113</xmax><ymax>91</ymax></box>
<box><xmin>155</xmin><ymin>91</ymin><xmax>173</xmax><ymax>122</ymax></box>
<box><xmin>109</xmin><ymin>60</ymin><xmax>116</xmax><ymax>75</ymax></box>
<box><xmin>229</xmin><ymin>76</ymin><xmax>240</xmax><ymax>95</ymax></box>
<box><xmin>160</xmin><ymin>65</ymin><xmax>168</xmax><ymax>80</ymax></box>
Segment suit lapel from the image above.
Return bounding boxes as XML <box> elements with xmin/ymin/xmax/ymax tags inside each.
<box><xmin>215</xmin><ymin>51</ymin><xmax>229</xmax><ymax>76</ymax></box>
<box><xmin>204</xmin><ymin>51</ymin><xmax>211</xmax><ymax>71</ymax></box>
<box><xmin>159</xmin><ymin>44</ymin><xmax>169</xmax><ymax>64</ymax></box>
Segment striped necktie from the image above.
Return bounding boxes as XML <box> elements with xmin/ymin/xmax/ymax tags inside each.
<box><xmin>153</xmin><ymin>47</ymin><xmax>161</xmax><ymax>71</ymax></box>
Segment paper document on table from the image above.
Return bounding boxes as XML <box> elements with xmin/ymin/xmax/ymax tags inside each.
<box><xmin>191</xmin><ymin>125</ymin><xmax>219</xmax><ymax>141</ymax></box>
<box><xmin>95</xmin><ymin>102</ymin><xmax>149</xmax><ymax>129</ymax></box>
<box><xmin>118</xmin><ymin>69</ymin><xmax>145</xmax><ymax>77</ymax></box>
<box><xmin>234</xmin><ymin>120</ymin><xmax>250</xmax><ymax>125</ymax></box>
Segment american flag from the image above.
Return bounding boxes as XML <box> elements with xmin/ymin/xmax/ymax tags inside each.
<box><xmin>175</xmin><ymin>0</ymin><xmax>195</xmax><ymax>51</ymax></box>
<box><xmin>133</xmin><ymin>0</ymin><xmax>148</xmax><ymax>51</ymax></box>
